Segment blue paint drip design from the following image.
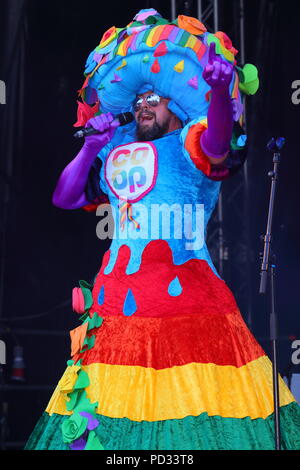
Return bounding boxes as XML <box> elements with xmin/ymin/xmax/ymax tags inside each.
<box><xmin>123</xmin><ymin>288</ymin><xmax>137</xmax><ymax>316</ymax></box>
<box><xmin>168</xmin><ymin>276</ymin><xmax>183</xmax><ymax>296</ymax></box>
<box><xmin>98</xmin><ymin>285</ymin><xmax>105</xmax><ymax>305</ymax></box>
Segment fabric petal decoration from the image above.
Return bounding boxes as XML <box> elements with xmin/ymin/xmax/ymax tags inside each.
<box><xmin>98</xmin><ymin>26</ymin><xmax>119</xmax><ymax>49</ymax></box>
<box><xmin>69</xmin><ymin>435</ymin><xmax>87</xmax><ymax>450</ymax></box>
<box><xmin>61</xmin><ymin>413</ymin><xmax>88</xmax><ymax>444</ymax></box>
<box><xmin>127</xmin><ymin>24</ymin><xmax>149</xmax><ymax>35</ymax></box>
<box><xmin>238</xmin><ymin>64</ymin><xmax>259</xmax><ymax>95</ymax></box>
<box><xmin>148</xmin><ymin>17</ymin><xmax>169</xmax><ymax>26</ymax></box>
<box><xmin>95</xmin><ymin>38</ymin><xmax>118</xmax><ymax>55</ymax></box>
<box><xmin>153</xmin><ymin>42</ymin><xmax>168</xmax><ymax>57</ymax></box>
<box><xmin>88</xmin><ymin>313</ymin><xmax>103</xmax><ymax>331</ymax></box>
<box><xmin>239</xmin><ymin>78</ymin><xmax>260</xmax><ymax>96</ymax></box>
<box><xmin>58</xmin><ymin>364</ymin><xmax>81</xmax><ymax>395</ymax></box>
<box><xmin>98</xmin><ymin>285</ymin><xmax>105</xmax><ymax>305</ymax></box>
<box><xmin>66</xmin><ymin>390</ymin><xmax>80</xmax><ymax>411</ymax></box>
<box><xmin>93</xmin><ymin>52</ymin><xmax>103</xmax><ymax>63</ymax></box>
<box><xmin>178</xmin><ymin>15</ymin><xmax>207</xmax><ymax>35</ymax></box>
<box><xmin>72</xmin><ymin>287</ymin><xmax>85</xmax><ymax>314</ymax></box>
<box><xmin>123</xmin><ymin>288</ymin><xmax>137</xmax><ymax>316</ymax></box>
<box><xmin>81</xmin><ymin>334</ymin><xmax>96</xmax><ymax>351</ymax></box>
<box><xmin>79</xmin><ymin>311</ymin><xmax>89</xmax><ymax>323</ymax></box>
<box><xmin>232</xmin><ymin>98</ymin><xmax>244</xmax><ymax>122</ymax></box>
<box><xmin>134</xmin><ymin>9</ymin><xmax>160</xmax><ymax>22</ymax></box>
<box><xmin>168</xmin><ymin>276</ymin><xmax>183</xmax><ymax>296</ymax></box>
<box><xmin>237</xmin><ymin>135</ymin><xmax>247</xmax><ymax>147</ymax></box>
<box><xmin>79</xmin><ymin>280</ymin><xmax>93</xmax><ymax>310</ymax></box>
<box><xmin>151</xmin><ymin>59</ymin><xmax>160</xmax><ymax>73</ymax></box>
<box><xmin>237</xmin><ymin>63</ymin><xmax>257</xmax><ymax>83</ymax></box>
<box><xmin>188</xmin><ymin>75</ymin><xmax>198</xmax><ymax>89</ymax></box>
<box><xmin>74</xmin><ymin>392</ymin><xmax>98</xmax><ymax>416</ymax></box>
<box><xmin>85</xmin><ymin>430</ymin><xmax>104</xmax><ymax>450</ymax></box>
<box><xmin>67</xmin><ymin>389</ymin><xmax>97</xmax><ymax>414</ymax></box>
<box><xmin>70</xmin><ymin>323</ymin><xmax>89</xmax><ymax>357</ymax></box>
<box><xmin>174</xmin><ymin>60</ymin><xmax>184</xmax><ymax>73</ymax></box>
<box><xmin>215</xmin><ymin>31</ymin><xmax>238</xmax><ymax>57</ymax></box>
<box><xmin>74</xmin><ymin>370</ymin><xmax>90</xmax><ymax>390</ymax></box>
<box><xmin>206</xmin><ymin>35</ymin><xmax>225</xmax><ymax>56</ymax></box>
<box><xmin>84</xmin><ymin>60</ymin><xmax>97</xmax><ymax>75</ymax></box>
<box><xmin>73</xmin><ymin>100</ymin><xmax>99</xmax><ymax>128</ymax></box>
<box><xmin>116</xmin><ymin>59</ymin><xmax>127</xmax><ymax>70</ymax></box>
<box><xmin>79</xmin><ymin>412</ymin><xmax>99</xmax><ymax>431</ymax></box>
<box><xmin>111</xmin><ymin>73</ymin><xmax>122</xmax><ymax>83</ymax></box>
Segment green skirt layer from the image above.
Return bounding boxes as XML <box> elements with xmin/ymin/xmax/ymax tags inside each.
<box><xmin>25</xmin><ymin>402</ymin><xmax>300</xmax><ymax>450</ymax></box>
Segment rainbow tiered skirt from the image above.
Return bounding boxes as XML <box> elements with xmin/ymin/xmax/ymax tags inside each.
<box><xmin>25</xmin><ymin>241</ymin><xmax>300</xmax><ymax>450</ymax></box>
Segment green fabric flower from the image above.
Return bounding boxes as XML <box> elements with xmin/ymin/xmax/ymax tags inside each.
<box><xmin>79</xmin><ymin>280</ymin><xmax>94</xmax><ymax>311</ymax></box>
<box><xmin>61</xmin><ymin>412</ymin><xmax>88</xmax><ymax>444</ymax></box>
<box><xmin>237</xmin><ymin>64</ymin><xmax>259</xmax><ymax>95</ymax></box>
<box><xmin>87</xmin><ymin>313</ymin><xmax>103</xmax><ymax>331</ymax></box>
<box><xmin>81</xmin><ymin>334</ymin><xmax>95</xmax><ymax>352</ymax></box>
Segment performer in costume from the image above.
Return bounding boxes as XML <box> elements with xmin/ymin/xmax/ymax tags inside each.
<box><xmin>25</xmin><ymin>9</ymin><xmax>300</xmax><ymax>450</ymax></box>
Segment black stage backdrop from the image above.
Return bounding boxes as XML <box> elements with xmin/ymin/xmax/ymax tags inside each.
<box><xmin>0</xmin><ymin>0</ymin><xmax>299</xmax><ymax>448</ymax></box>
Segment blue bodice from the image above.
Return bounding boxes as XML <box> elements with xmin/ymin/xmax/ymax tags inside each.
<box><xmin>97</xmin><ymin>126</ymin><xmax>221</xmax><ymax>278</ymax></box>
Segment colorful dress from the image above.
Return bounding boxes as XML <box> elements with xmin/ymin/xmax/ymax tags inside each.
<box><xmin>25</xmin><ymin>120</ymin><xmax>300</xmax><ymax>450</ymax></box>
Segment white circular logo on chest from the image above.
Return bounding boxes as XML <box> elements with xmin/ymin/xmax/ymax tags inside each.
<box><xmin>104</xmin><ymin>141</ymin><xmax>158</xmax><ymax>202</ymax></box>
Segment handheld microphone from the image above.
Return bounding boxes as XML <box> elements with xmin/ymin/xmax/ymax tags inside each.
<box><xmin>73</xmin><ymin>112</ymin><xmax>134</xmax><ymax>138</ymax></box>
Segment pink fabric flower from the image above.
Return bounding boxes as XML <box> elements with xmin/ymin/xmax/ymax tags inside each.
<box><xmin>72</xmin><ymin>287</ymin><xmax>85</xmax><ymax>314</ymax></box>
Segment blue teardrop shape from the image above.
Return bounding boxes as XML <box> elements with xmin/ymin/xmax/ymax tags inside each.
<box><xmin>98</xmin><ymin>285</ymin><xmax>105</xmax><ymax>305</ymax></box>
<box><xmin>168</xmin><ymin>276</ymin><xmax>183</xmax><ymax>296</ymax></box>
<box><xmin>123</xmin><ymin>288</ymin><xmax>137</xmax><ymax>316</ymax></box>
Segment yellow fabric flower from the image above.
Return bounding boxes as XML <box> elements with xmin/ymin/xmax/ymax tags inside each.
<box><xmin>58</xmin><ymin>365</ymin><xmax>81</xmax><ymax>395</ymax></box>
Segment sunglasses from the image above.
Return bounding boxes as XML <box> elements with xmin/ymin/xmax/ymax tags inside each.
<box><xmin>133</xmin><ymin>93</ymin><xmax>161</xmax><ymax>112</ymax></box>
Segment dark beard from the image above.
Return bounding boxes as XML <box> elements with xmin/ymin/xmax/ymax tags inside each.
<box><xmin>136</xmin><ymin>119</ymin><xmax>170</xmax><ymax>141</ymax></box>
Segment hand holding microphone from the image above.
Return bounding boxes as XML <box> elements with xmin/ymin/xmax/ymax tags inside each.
<box><xmin>53</xmin><ymin>112</ymin><xmax>134</xmax><ymax>210</ymax></box>
<box><xmin>74</xmin><ymin>111</ymin><xmax>134</xmax><ymax>153</ymax></box>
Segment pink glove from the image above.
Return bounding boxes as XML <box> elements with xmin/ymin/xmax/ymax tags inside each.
<box><xmin>201</xmin><ymin>42</ymin><xmax>234</xmax><ymax>160</ymax></box>
<box><xmin>52</xmin><ymin>113</ymin><xmax>119</xmax><ymax>209</ymax></box>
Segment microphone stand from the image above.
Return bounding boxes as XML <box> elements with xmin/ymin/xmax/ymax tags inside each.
<box><xmin>259</xmin><ymin>137</ymin><xmax>285</xmax><ymax>451</ymax></box>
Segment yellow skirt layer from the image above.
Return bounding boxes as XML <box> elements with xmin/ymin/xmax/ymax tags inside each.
<box><xmin>46</xmin><ymin>355</ymin><xmax>295</xmax><ymax>422</ymax></box>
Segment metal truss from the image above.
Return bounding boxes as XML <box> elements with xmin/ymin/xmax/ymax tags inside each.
<box><xmin>170</xmin><ymin>0</ymin><xmax>253</xmax><ymax>328</ymax></box>
<box><xmin>171</xmin><ymin>0</ymin><xmax>219</xmax><ymax>27</ymax></box>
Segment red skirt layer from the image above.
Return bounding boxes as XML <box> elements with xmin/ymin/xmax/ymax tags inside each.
<box><xmin>73</xmin><ymin>311</ymin><xmax>265</xmax><ymax>369</ymax></box>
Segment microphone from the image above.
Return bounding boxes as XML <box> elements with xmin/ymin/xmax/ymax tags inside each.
<box><xmin>266</xmin><ymin>137</ymin><xmax>286</xmax><ymax>152</ymax></box>
<box><xmin>73</xmin><ymin>112</ymin><xmax>134</xmax><ymax>138</ymax></box>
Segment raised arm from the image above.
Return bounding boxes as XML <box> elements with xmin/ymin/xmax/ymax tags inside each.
<box><xmin>200</xmin><ymin>42</ymin><xmax>234</xmax><ymax>165</ymax></box>
<box><xmin>52</xmin><ymin>113</ymin><xmax>118</xmax><ymax>209</ymax></box>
